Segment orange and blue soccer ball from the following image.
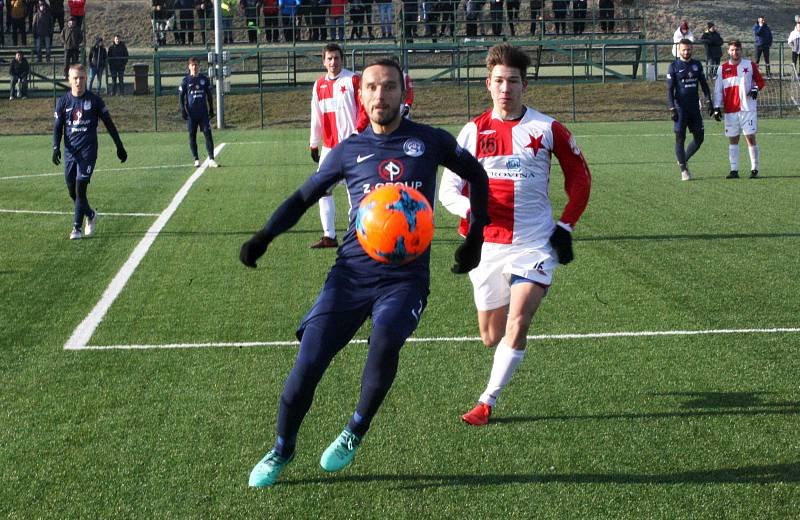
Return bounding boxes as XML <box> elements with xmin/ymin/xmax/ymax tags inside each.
<box><xmin>356</xmin><ymin>184</ymin><xmax>434</xmax><ymax>265</ymax></box>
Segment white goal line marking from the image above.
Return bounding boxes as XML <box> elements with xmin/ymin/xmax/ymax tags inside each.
<box><xmin>0</xmin><ymin>163</ymin><xmax>195</xmax><ymax>181</ymax></box>
<box><xmin>63</xmin><ymin>146</ymin><xmax>226</xmax><ymax>350</ymax></box>
<box><xmin>65</xmin><ymin>327</ymin><xmax>800</xmax><ymax>351</ymax></box>
<box><xmin>0</xmin><ymin>209</ymin><xmax>159</xmax><ymax>217</ymax></box>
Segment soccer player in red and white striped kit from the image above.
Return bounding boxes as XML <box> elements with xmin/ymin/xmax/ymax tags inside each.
<box><xmin>439</xmin><ymin>44</ymin><xmax>592</xmax><ymax>426</ymax></box>
<box><xmin>308</xmin><ymin>43</ymin><xmax>368</xmax><ymax>248</ymax></box>
<box><xmin>712</xmin><ymin>39</ymin><xmax>765</xmax><ymax>179</ymax></box>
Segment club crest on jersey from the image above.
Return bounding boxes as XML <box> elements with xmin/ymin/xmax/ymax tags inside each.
<box><xmin>403</xmin><ymin>138</ymin><xmax>425</xmax><ymax>157</ymax></box>
<box><xmin>83</xmin><ymin>100</ymin><xmax>92</xmax><ymax>111</ymax></box>
<box><xmin>525</xmin><ymin>133</ymin><xmax>543</xmax><ymax>156</ymax></box>
<box><xmin>378</xmin><ymin>159</ymin><xmax>405</xmax><ymax>181</ymax></box>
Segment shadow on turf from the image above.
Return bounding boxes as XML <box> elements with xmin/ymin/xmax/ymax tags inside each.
<box><xmin>281</xmin><ymin>462</ymin><xmax>800</xmax><ymax>487</ymax></box>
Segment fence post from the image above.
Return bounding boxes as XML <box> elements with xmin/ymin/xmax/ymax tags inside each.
<box><xmin>571</xmin><ymin>46</ymin><xmax>576</xmax><ymax>123</ymax></box>
<box><xmin>259</xmin><ymin>50</ymin><xmax>265</xmax><ymax>129</ymax></box>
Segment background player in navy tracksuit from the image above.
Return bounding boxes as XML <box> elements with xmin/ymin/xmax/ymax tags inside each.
<box><xmin>667</xmin><ymin>38</ymin><xmax>711</xmax><ymax>181</ymax></box>
<box><xmin>179</xmin><ymin>56</ymin><xmax>217</xmax><ymax>167</ymax></box>
<box><xmin>53</xmin><ymin>63</ymin><xmax>127</xmax><ymax>240</ymax></box>
<box><xmin>240</xmin><ymin>58</ymin><xmax>490</xmax><ymax>488</ymax></box>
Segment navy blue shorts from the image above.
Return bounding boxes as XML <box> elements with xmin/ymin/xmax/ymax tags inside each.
<box><xmin>674</xmin><ymin>108</ymin><xmax>704</xmax><ymax>135</ymax></box>
<box><xmin>296</xmin><ymin>265</ymin><xmax>429</xmax><ymax>343</ymax></box>
<box><xmin>188</xmin><ymin>113</ymin><xmax>211</xmax><ymax>133</ymax></box>
<box><xmin>64</xmin><ymin>155</ymin><xmax>97</xmax><ymax>183</ymax></box>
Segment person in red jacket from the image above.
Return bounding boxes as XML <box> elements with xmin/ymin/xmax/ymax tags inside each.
<box><xmin>262</xmin><ymin>0</ymin><xmax>279</xmax><ymax>42</ymax></box>
<box><xmin>67</xmin><ymin>0</ymin><xmax>84</xmax><ymax>28</ymax></box>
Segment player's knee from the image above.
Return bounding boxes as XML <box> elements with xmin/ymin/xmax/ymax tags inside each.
<box><xmin>675</xmin><ymin>131</ymin><xmax>686</xmax><ymax>143</ymax></box>
<box><xmin>479</xmin><ymin>327</ymin><xmax>502</xmax><ymax>348</ymax></box>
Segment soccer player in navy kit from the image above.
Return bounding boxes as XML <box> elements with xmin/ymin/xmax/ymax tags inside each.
<box><xmin>53</xmin><ymin>63</ymin><xmax>127</xmax><ymax>240</ymax></box>
<box><xmin>667</xmin><ymin>39</ymin><xmax>711</xmax><ymax>181</ymax></box>
<box><xmin>179</xmin><ymin>57</ymin><xmax>218</xmax><ymax>168</ymax></box>
<box><xmin>240</xmin><ymin>58</ymin><xmax>490</xmax><ymax>488</ymax></box>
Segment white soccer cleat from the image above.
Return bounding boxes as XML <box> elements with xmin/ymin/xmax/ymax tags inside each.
<box><xmin>85</xmin><ymin>211</ymin><xmax>98</xmax><ymax>237</ymax></box>
<box><xmin>681</xmin><ymin>170</ymin><xmax>691</xmax><ymax>181</ymax></box>
<box><xmin>69</xmin><ymin>228</ymin><xmax>83</xmax><ymax>240</ymax></box>
<box><xmin>194</xmin><ymin>159</ymin><xmax>200</xmax><ymax>167</ymax></box>
<box><xmin>208</xmin><ymin>159</ymin><xmax>219</xmax><ymax>168</ymax></box>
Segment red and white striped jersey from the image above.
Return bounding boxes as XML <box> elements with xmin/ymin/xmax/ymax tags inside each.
<box><xmin>713</xmin><ymin>58</ymin><xmax>765</xmax><ymax>114</ymax></box>
<box><xmin>439</xmin><ymin>107</ymin><xmax>591</xmax><ymax>247</ymax></box>
<box><xmin>310</xmin><ymin>68</ymin><xmax>364</xmax><ymax>149</ymax></box>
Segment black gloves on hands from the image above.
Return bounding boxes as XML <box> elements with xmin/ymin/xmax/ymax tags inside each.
<box><xmin>240</xmin><ymin>230</ymin><xmax>274</xmax><ymax>268</ymax></box>
<box><xmin>669</xmin><ymin>107</ymin><xmax>678</xmax><ymax>122</ymax></box>
<box><xmin>310</xmin><ymin>147</ymin><xmax>320</xmax><ymax>164</ymax></box>
<box><xmin>117</xmin><ymin>146</ymin><xmax>128</xmax><ymax>163</ymax></box>
<box><xmin>52</xmin><ymin>147</ymin><xmax>61</xmax><ymax>166</ymax></box>
<box><xmin>451</xmin><ymin>219</ymin><xmax>485</xmax><ymax>274</ymax></box>
<box><xmin>712</xmin><ymin>108</ymin><xmax>722</xmax><ymax>121</ymax></box>
<box><xmin>748</xmin><ymin>87</ymin><xmax>759</xmax><ymax>100</ymax></box>
<box><xmin>549</xmin><ymin>224</ymin><xmax>574</xmax><ymax>265</ymax></box>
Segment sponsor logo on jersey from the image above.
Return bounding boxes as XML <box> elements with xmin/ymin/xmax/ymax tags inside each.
<box><xmin>403</xmin><ymin>138</ymin><xmax>425</xmax><ymax>157</ymax></box>
<box><xmin>362</xmin><ymin>180</ymin><xmax>423</xmax><ymax>193</ymax></box>
<box><xmin>357</xmin><ymin>153</ymin><xmax>375</xmax><ymax>163</ymax></box>
<box><xmin>378</xmin><ymin>159</ymin><xmax>405</xmax><ymax>181</ymax></box>
<box><xmin>505</xmin><ymin>157</ymin><xmax>521</xmax><ymax>171</ymax></box>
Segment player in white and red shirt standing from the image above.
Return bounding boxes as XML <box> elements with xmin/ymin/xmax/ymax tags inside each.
<box><xmin>439</xmin><ymin>44</ymin><xmax>591</xmax><ymax>426</ymax></box>
<box><xmin>712</xmin><ymin>39</ymin><xmax>766</xmax><ymax>179</ymax></box>
<box><xmin>309</xmin><ymin>43</ymin><xmax>367</xmax><ymax>248</ymax></box>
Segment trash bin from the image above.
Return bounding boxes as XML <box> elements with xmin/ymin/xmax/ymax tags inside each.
<box><xmin>133</xmin><ymin>63</ymin><xmax>149</xmax><ymax>95</ymax></box>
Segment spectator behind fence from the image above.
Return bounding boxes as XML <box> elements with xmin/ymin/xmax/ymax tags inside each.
<box><xmin>9</xmin><ymin>50</ymin><xmax>29</xmax><ymax>99</ymax></box>
<box><xmin>529</xmin><ymin>0</ymin><xmax>542</xmax><ymax>36</ymax></box>
<box><xmin>241</xmin><ymin>0</ymin><xmax>260</xmax><ymax>44</ymax></box>
<box><xmin>672</xmin><ymin>20</ymin><xmax>693</xmax><ymax>57</ymax></box>
<box><xmin>279</xmin><ymin>0</ymin><xmax>299</xmax><ymax>43</ymax></box>
<box><xmin>88</xmin><ymin>36</ymin><xmax>107</xmax><ymax>92</ymax></box>
<box><xmin>598</xmin><ymin>0</ymin><xmax>614</xmax><ymax>33</ymax></box>
<box><xmin>67</xmin><ymin>0</ymin><xmax>84</xmax><ymax>28</ymax></box>
<box><xmin>195</xmin><ymin>0</ymin><xmax>212</xmax><ymax>44</ymax></box>
<box><xmin>488</xmin><ymin>0</ymin><xmax>503</xmax><ymax>37</ymax></box>
<box><xmin>10</xmin><ymin>0</ymin><xmax>25</xmax><ymax>46</ymax></box>
<box><xmin>464</xmin><ymin>0</ymin><xmax>482</xmax><ymax>37</ymax></box>
<box><xmin>362</xmin><ymin>0</ymin><xmax>374</xmax><ymax>39</ymax></box>
<box><xmin>403</xmin><ymin>0</ymin><xmax>418</xmax><ymax>40</ymax></box>
<box><xmin>262</xmin><ymin>0</ymin><xmax>280</xmax><ymax>42</ymax></box>
<box><xmin>307</xmin><ymin>0</ymin><xmax>327</xmax><ymax>41</ymax></box>
<box><xmin>32</xmin><ymin>0</ymin><xmax>52</xmax><ymax>62</ymax></box>
<box><xmin>25</xmin><ymin>0</ymin><xmax>34</xmax><ymax>32</ymax></box>
<box><xmin>218</xmin><ymin>0</ymin><xmax>234</xmax><ymax>44</ymax></box>
<box><xmin>439</xmin><ymin>0</ymin><xmax>455</xmax><ymax>37</ymax></box>
<box><xmin>0</xmin><ymin>0</ymin><xmax>4</xmax><ymax>48</ymax></box>
<box><xmin>700</xmin><ymin>22</ymin><xmax>723</xmax><ymax>79</ymax></box>
<box><xmin>107</xmin><ymin>34</ymin><xmax>128</xmax><ymax>95</ymax></box>
<box><xmin>789</xmin><ymin>19</ymin><xmax>800</xmax><ymax>70</ymax></box>
<box><xmin>349</xmin><ymin>0</ymin><xmax>366</xmax><ymax>39</ymax></box>
<box><xmin>552</xmin><ymin>0</ymin><xmax>568</xmax><ymax>35</ymax></box>
<box><xmin>329</xmin><ymin>0</ymin><xmax>344</xmax><ymax>41</ymax></box>
<box><xmin>49</xmin><ymin>0</ymin><xmax>64</xmax><ymax>31</ymax></box>
<box><xmin>572</xmin><ymin>0</ymin><xmax>586</xmax><ymax>35</ymax></box>
<box><xmin>61</xmin><ymin>16</ymin><xmax>81</xmax><ymax>78</ymax></box>
<box><xmin>752</xmin><ymin>16</ymin><xmax>772</xmax><ymax>77</ymax></box>
<box><xmin>152</xmin><ymin>0</ymin><xmax>168</xmax><ymax>46</ymax></box>
<box><xmin>174</xmin><ymin>0</ymin><xmax>195</xmax><ymax>45</ymax></box>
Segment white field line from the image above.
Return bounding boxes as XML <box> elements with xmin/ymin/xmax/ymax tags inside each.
<box><xmin>63</xmin><ymin>146</ymin><xmax>226</xmax><ymax>350</ymax></box>
<box><xmin>68</xmin><ymin>327</ymin><xmax>800</xmax><ymax>351</ymax></box>
<box><xmin>0</xmin><ymin>163</ymin><xmax>194</xmax><ymax>181</ymax></box>
<box><xmin>0</xmin><ymin>209</ymin><xmax>158</xmax><ymax>217</ymax></box>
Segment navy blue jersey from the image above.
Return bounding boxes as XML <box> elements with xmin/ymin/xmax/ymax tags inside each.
<box><xmin>179</xmin><ymin>73</ymin><xmax>213</xmax><ymax>117</ymax></box>
<box><xmin>667</xmin><ymin>58</ymin><xmax>711</xmax><ymax>110</ymax></box>
<box><xmin>279</xmin><ymin>119</ymin><xmax>485</xmax><ymax>282</ymax></box>
<box><xmin>53</xmin><ymin>91</ymin><xmax>114</xmax><ymax>159</ymax></box>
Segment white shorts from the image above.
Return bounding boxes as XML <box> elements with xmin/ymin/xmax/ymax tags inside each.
<box><xmin>468</xmin><ymin>242</ymin><xmax>559</xmax><ymax>311</ymax></box>
<box><xmin>724</xmin><ymin>111</ymin><xmax>757</xmax><ymax>137</ymax></box>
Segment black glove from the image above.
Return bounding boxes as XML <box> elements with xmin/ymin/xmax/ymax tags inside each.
<box><xmin>748</xmin><ymin>87</ymin><xmax>758</xmax><ymax>100</ymax></box>
<box><xmin>669</xmin><ymin>107</ymin><xmax>678</xmax><ymax>122</ymax></box>
<box><xmin>713</xmin><ymin>108</ymin><xmax>722</xmax><ymax>121</ymax></box>
<box><xmin>180</xmin><ymin>110</ymin><xmax>188</xmax><ymax>121</ymax></box>
<box><xmin>52</xmin><ymin>147</ymin><xmax>61</xmax><ymax>166</ymax></box>
<box><xmin>549</xmin><ymin>224</ymin><xmax>574</xmax><ymax>265</ymax></box>
<box><xmin>240</xmin><ymin>230</ymin><xmax>273</xmax><ymax>268</ymax></box>
<box><xmin>310</xmin><ymin>147</ymin><xmax>320</xmax><ymax>164</ymax></box>
<box><xmin>117</xmin><ymin>146</ymin><xmax>127</xmax><ymax>163</ymax></box>
<box><xmin>708</xmin><ymin>104</ymin><xmax>716</xmax><ymax>117</ymax></box>
<box><xmin>451</xmin><ymin>222</ymin><xmax>484</xmax><ymax>274</ymax></box>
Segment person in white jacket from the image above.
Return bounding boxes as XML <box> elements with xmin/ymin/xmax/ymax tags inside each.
<box><xmin>672</xmin><ymin>20</ymin><xmax>694</xmax><ymax>57</ymax></box>
<box><xmin>789</xmin><ymin>20</ymin><xmax>800</xmax><ymax>71</ymax></box>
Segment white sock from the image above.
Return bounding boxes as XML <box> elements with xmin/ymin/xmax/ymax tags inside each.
<box><xmin>479</xmin><ymin>340</ymin><xmax>526</xmax><ymax>407</ymax></box>
<box><xmin>728</xmin><ymin>144</ymin><xmax>739</xmax><ymax>171</ymax></box>
<box><xmin>748</xmin><ymin>144</ymin><xmax>759</xmax><ymax>171</ymax></box>
<box><xmin>318</xmin><ymin>195</ymin><xmax>336</xmax><ymax>239</ymax></box>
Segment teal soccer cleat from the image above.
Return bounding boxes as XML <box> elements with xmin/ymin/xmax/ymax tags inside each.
<box><xmin>248</xmin><ymin>450</ymin><xmax>293</xmax><ymax>488</ymax></box>
<box><xmin>320</xmin><ymin>429</ymin><xmax>361</xmax><ymax>472</ymax></box>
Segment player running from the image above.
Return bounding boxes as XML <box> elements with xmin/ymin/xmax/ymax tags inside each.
<box><xmin>712</xmin><ymin>39</ymin><xmax>765</xmax><ymax>179</ymax></box>
<box><xmin>179</xmin><ymin>56</ymin><xmax>218</xmax><ymax>168</ymax></box>
<box><xmin>52</xmin><ymin>63</ymin><xmax>128</xmax><ymax>240</ymax></box>
<box><xmin>308</xmin><ymin>43</ymin><xmax>368</xmax><ymax>249</ymax></box>
<box><xmin>667</xmin><ymin>39</ymin><xmax>711</xmax><ymax>181</ymax></box>
<box><xmin>439</xmin><ymin>43</ymin><xmax>592</xmax><ymax>426</ymax></box>
<box><xmin>240</xmin><ymin>57</ymin><xmax>490</xmax><ymax>487</ymax></box>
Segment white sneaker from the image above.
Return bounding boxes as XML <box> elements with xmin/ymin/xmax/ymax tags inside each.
<box><xmin>194</xmin><ymin>159</ymin><xmax>200</xmax><ymax>167</ymax></box>
<box><xmin>85</xmin><ymin>211</ymin><xmax>98</xmax><ymax>236</ymax></box>
<box><xmin>69</xmin><ymin>228</ymin><xmax>83</xmax><ymax>240</ymax></box>
<box><xmin>681</xmin><ymin>170</ymin><xmax>691</xmax><ymax>181</ymax></box>
<box><xmin>208</xmin><ymin>159</ymin><xmax>219</xmax><ymax>168</ymax></box>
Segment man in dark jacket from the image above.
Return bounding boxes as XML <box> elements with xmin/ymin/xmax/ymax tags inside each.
<box><xmin>175</xmin><ymin>0</ymin><xmax>194</xmax><ymax>44</ymax></box>
<box><xmin>49</xmin><ymin>0</ymin><xmax>64</xmax><ymax>31</ymax></box>
<box><xmin>107</xmin><ymin>34</ymin><xmax>129</xmax><ymax>95</ymax></box>
<box><xmin>61</xmin><ymin>16</ymin><xmax>81</xmax><ymax>78</ymax></box>
<box><xmin>31</xmin><ymin>0</ymin><xmax>52</xmax><ymax>61</ymax></box>
<box><xmin>753</xmin><ymin>15</ymin><xmax>772</xmax><ymax>77</ymax></box>
<box><xmin>9</xmin><ymin>50</ymin><xmax>29</xmax><ymax>98</ymax></box>
<box><xmin>88</xmin><ymin>35</ymin><xmax>107</xmax><ymax>92</ymax></box>
<box><xmin>700</xmin><ymin>21</ymin><xmax>723</xmax><ymax>79</ymax></box>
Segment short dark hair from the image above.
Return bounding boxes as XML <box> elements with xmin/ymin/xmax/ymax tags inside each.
<box><xmin>678</xmin><ymin>38</ymin><xmax>693</xmax><ymax>46</ymax></box>
<box><xmin>323</xmin><ymin>43</ymin><xmax>343</xmax><ymax>59</ymax></box>
<box><xmin>362</xmin><ymin>57</ymin><xmax>405</xmax><ymax>91</ymax></box>
<box><xmin>727</xmin><ymin>39</ymin><xmax>742</xmax><ymax>49</ymax></box>
<box><xmin>486</xmin><ymin>43</ymin><xmax>531</xmax><ymax>79</ymax></box>
<box><xmin>188</xmin><ymin>56</ymin><xmax>199</xmax><ymax>65</ymax></box>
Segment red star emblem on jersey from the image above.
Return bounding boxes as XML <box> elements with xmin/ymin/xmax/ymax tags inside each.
<box><xmin>340</xmin><ymin>85</ymin><xmax>347</xmax><ymax>93</ymax></box>
<box><xmin>743</xmin><ymin>67</ymin><xmax>749</xmax><ymax>73</ymax></box>
<box><xmin>526</xmin><ymin>133</ymin><xmax>544</xmax><ymax>156</ymax></box>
